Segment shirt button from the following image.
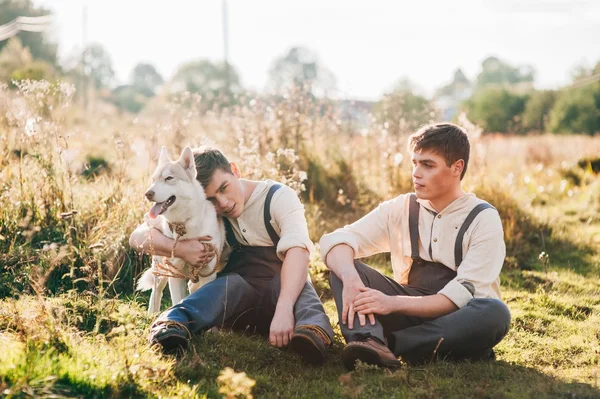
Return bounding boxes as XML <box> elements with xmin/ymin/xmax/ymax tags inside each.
<box><xmin>437</xmin><ymin>215</ymin><xmax>442</xmax><ymax>219</ymax></box>
<box><xmin>433</xmin><ymin>238</ymin><xmax>438</xmax><ymax>242</ymax></box>
<box><xmin>242</xmin><ymin>229</ymin><xmax>246</xmax><ymax>233</ymax></box>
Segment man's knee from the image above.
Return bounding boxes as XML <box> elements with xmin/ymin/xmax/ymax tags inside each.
<box><xmin>469</xmin><ymin>298</ymin><xmax>511</xmax><ymax>337</ymax></box>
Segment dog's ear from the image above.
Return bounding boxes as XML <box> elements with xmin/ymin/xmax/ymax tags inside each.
<box><xmin>178</xmin><ymin>147</ymin><xmax>197</xmax><ymax>179</ymax></box>
<box><xmin>158</xmin><ymin>146</ymin><xmax>170</xmax><ymax>165</ymax></box>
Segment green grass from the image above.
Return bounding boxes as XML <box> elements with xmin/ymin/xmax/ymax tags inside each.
<box><xmin>1</xmin><ymin>252</ymin><xmax>599</xmax><ymax>398</ymax></box>
<box><xmin>2</xmin><ymin>174</ymin><xmax>600</xmax><ymax>398</ymax></box>
<box><xmin>2</xmin><ymin>182</ymin><xmax>600</xmax><ymax>399</ymax></box>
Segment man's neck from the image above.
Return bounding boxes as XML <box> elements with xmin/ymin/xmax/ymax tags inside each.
<box><xmin>428</xmin><ymin>189</ymin><xmax>466</xmax><ymax>212</ymax></box>
<box><xmin>240</xmin><ymin>179</ymin><xmax>259</xmax><ymax>204</ymax></box>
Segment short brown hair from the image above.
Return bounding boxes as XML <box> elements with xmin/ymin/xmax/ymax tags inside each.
<box><xmin>192</xmin><ymin>147</ymin><xmax>233</xmax><ymax>188</ymax></box>
<box><xmin>408</xmin><ymin>123</ymin><xmax>470</xmax><ymax>180</ymax></box>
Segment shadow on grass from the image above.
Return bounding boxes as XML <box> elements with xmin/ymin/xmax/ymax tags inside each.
<box><xmin>477</xmin><ymin>184</ymin><xmax>598</xmax><ymax>276</ymax></box>
<box><xmin>167</xmin><ymin>331</ymin><xmax>600</xmax><ymax>398</ymax></box>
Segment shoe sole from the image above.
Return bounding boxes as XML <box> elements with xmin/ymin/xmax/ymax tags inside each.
<box><xmin>290</xmin><ymin>333</ymin><xmax>327</xmax><ymax>365</ymax></box>
<box><xmin>342</xmin><ymin>345</ymin><xmax>401</xmax><ymax>371</ymax></box>
<box><xmin>155</xmin><ymin>335</ymin><xmax>189</xmax><ymax>354</ymax></box>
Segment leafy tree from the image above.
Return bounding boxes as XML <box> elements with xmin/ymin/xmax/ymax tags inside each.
<box><xmin>11</xmin><ymin>60</ymin><xmax>54</xmax><ymax>83</ymax></box>
<box><xmin>522</xmin><ymin>90</ymin><xmax>556</xmax><ymax>132</ymax></box>
<box><xmin>109</xmin><ymin>85</ymin><xmax>146</xmax><ymax>113</ymax></box>
<box><xmin>464</xmin><ymin>87</ymin><xmax>527</xmax><ymax>133</ymax></box>
<box><xmin>375</xmin><ymin>80</ymin><xmax>436</xmax><ymax>137</ymax></box>
<box><xmin>108</xmin><ymin>63</ymin><xmax>164</xmax><ymax>113</ymax></box>
<box><xmin>130</xmin><ymin>63</ymin><xmax>163</xmax><ymax>97</ymax></box>
<box><xmin>268</xmin><ymin>46</ymin><xmax>336</xmax><ymax>96</ymax></box>
<box><xmin>549</xmin><ymin>83</ymin><xmax>600</xmax><ymax>135</ymax></box>
<box><xmin>0</xmin><ymin>0</ymin><xmax>57</xmax><ymax>65</ymax></box>
<box><xmin>571</xmin><ymin>61</ymin><xmax>600</xmax><ymax>81</ymax></box>
<box><xmin>436</xmin><ymin>68</ymin><xmax>472</xmax><ymax>98</ymax></box>
<box><xmin>476</xmin><ymin>56</ymin><xmax>535</xmax><ymax>90</ymax></box>
<box><xmin>0</xmin><ymin>36</ymin><xmax>31</xmax><ymax>82</ymax></box>
<box><xmin>170</xmin><ymin>59</ymin><xmax>240</xmax><ymax>105</ymax></box>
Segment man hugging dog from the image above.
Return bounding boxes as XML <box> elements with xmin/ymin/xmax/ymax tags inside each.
<box><xmin>130</xmin><ymin>147</ymin><xmax>334</xmax><ymax>364</ymax></box>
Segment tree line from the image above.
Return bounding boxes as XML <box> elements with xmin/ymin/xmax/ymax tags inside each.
<box><xmin>1</xmin><ymin>0</ymin><xmax>598</xmax><ymax>135</ymax></box>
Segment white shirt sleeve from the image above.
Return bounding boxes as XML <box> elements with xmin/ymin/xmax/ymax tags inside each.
<box><xmin>269</xmin><ymin>185</ymin><xmax>315</xmax><ymax>260</ymax></box>
<box><xmin>438</xmin><ymin>209</ymin><xmax>506</xmax><ymax>308</ymax></box>
<box><xmin>319</xmin><ymin>194</ymin><xmax>406</xmax><ymax>261</ymax></box>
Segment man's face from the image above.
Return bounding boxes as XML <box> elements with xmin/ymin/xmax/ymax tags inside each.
<box><xmin>411</xmin><ymin>149</ymin><xmax>462</xmax><ymax>203</ymax></box>
<box><xmin>204</xmin><ymin>165</ymin><xmax>246</xmax><ymax>218</ymax></box>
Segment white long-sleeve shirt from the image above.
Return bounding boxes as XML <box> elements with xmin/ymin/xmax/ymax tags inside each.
<box><xmin>223</xmin><ymin>180</ymin><xmax>315</xmax><ymax>262</ymax></box>
<box><xmin>319</xmin><ymin>193</ymin><xmax>506</xmax><ymax>308</ymax></box>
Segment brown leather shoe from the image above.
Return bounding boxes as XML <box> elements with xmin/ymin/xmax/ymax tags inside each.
<box><xmin>342</xmin><ymin>338</ymin><xmax>401</xmax><ymax>370</ymax></box>
<box><xmin>290</xmin><ymin>324</ymin><xmax>332</xmax><ymax>365</ymax></box>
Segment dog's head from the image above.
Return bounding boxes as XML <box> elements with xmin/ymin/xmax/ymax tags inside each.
<box><xmin>145</xmin><ymin>146</ymin><xmax>204</xmax><ymax>219</ymax></box>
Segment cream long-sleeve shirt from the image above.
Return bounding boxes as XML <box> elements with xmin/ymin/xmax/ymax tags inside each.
<box><xmin>319</xmin><ymin>193</ymin><xmax>506</xmax><ymax>308</ymax></box>
<box><xmin>222</xmin><ymin>180</ymin><xmax>315</xmax><ymax>263</ymax></box>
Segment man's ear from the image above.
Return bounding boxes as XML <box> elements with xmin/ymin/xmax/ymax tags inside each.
<box><xmin>230</xmin><ymin>161</ymin><xmax>242</xmax><ymax>178</ymax></box>
<box><xmin>453</xmin><ymin>159</ymin><xmax>465</xmax><ymax>177</ymax></box>
<box><xmin>158</xmin><ymin>146</ymin><xmax>170</xmax><ymax>165</ymax></box>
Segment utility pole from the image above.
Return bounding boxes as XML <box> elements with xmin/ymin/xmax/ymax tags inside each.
<box><xmin>81</xmin><ymin>4</ymin><xmax>88</xmax><ymax>110</ymax></box>
<box><xmin>222</xmin><ymin>0</ymin><xmax>230</xmax><ymax>96</ymax></box>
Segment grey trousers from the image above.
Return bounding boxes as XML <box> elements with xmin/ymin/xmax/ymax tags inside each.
<box><xmin>157</xmin><ymin>273</ymin><xmax>334</xmax><ymax>341</ymax></box>
<box><xmin>330</xmin><ymin>261</ymin><xmax>511</xmax><ymax>363</ymax></box>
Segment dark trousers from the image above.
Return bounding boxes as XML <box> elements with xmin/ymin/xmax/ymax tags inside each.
<box><xmin>329</xmin><ymin>261</ymin><xmax>511</xmax><ymax>363</ymax></box>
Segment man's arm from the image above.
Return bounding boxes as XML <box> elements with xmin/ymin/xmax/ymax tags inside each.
<box><xmin>325</xmin><ymin>244</ymin><xmax>375</xmax><ymax>328</ymax></box>
<box><xmin>269</xmin><ymin>247</ymin><xmax>310</xmax><ymax>347</ymax></box>
<box><xmin>267</xmin><ymin>186</ymin><xmax>316</xmax><ymax>347</ymax></box>
<box><xmin>129</xmin><ymin>223</ymin><xmax>174</xmax><ymax>257</ymax></box>
<box><xmin>320</xmin><ymin>195</ymin><xmax>404</xmax><ymax>262</ymax></box>
<box><xmin>320</xmin><ymin>196</ymin><xmax>404</xmax><ymax>328</ymax></box>
<box><xmin>129</xmin><ymin>223</ymin><xmax>211</xmax><ymax>267</ymax></box>
<box><xmin>353</xmin><ymin>288</ymin><xmax>458</xmax><ymax>319</ymax></box>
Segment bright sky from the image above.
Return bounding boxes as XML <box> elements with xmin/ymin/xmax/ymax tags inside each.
<box><xmin>36</xmin><ymin>0</ymin><xmax>600</xmax><ymax>100</ymax></box>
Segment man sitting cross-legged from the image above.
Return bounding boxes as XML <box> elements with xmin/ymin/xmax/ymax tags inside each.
<box><xmin>320</xmin><ymin>123</ymin><xmax>511</xmax><ymax>370</ymax></box>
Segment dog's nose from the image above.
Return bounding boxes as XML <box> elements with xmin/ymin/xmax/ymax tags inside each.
<box><xmin>145</xmin><ymin>190</ymin><xmax>155</xmax><ymax>200</ymax></box>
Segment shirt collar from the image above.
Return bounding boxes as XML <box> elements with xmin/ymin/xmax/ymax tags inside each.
<box><xmin>416</xmin><ymin>192</ymin><xmax>477</xmax><ymax>215</ymax></box>
<box><xmin>243</xmin><ymin>179</ymin><xmax>271</xmax><ymax>209</ymax></box>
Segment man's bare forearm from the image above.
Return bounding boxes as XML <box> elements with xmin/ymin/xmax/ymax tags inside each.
<box><xmin>393</xmin><ymin>294</ymin><xmax>458</xmax><ymax>318</ymax></box>
<box><xmin>325</xmin><ymin>244</ymin><xmax>360</xmax><ymax>283</ymax></box>
<box><xmin>129</xmin><ymin>224</ymin><xmax>174</xmax><ymax>257</ymax></box>
<box><xmin>277</xmin><ymin>247</ymin><xmax>310</xmax><ymax>307</ymax></box>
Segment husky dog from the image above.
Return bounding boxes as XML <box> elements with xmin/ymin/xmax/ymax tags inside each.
<box><xmin>136</xmin><ymin>146</ymin><xmax>225</xmax><ymax>314</ymax></box>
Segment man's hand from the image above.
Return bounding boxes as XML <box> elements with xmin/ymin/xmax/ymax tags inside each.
<box><xmin>353</xmin><ymin>287</ymin><xmax>398</xmax><ymax>316</ymax></box>
<box><xmin>341</xmin><ymin>276</ymin><xmax>376</xmax><ymax>329</ymax></box>
<box><xmin>269</xmin><ymin>301</ymin><xmax>295</xmax><ymax>347</ymax></box>
<box><xmin>173</xmin><ymin>236</ymin><xmax>213</xmax><ymax>268</ymax></box>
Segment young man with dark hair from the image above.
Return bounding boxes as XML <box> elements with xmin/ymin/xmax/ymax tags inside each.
<box><xmin>130</xmin><ymin>147</ymin><xmax>334</xmax><ymax>364</ymax></box>
<box><xmin>321</xmin><ymin>123</ymin><xmax>511</xmax><ymax>370</ymax></box>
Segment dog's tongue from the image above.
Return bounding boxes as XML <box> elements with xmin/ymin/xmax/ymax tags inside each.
<box><xmin>148</xmin><ymin>202</ymin><xmax>164</xmax><ymax>219</ymax></box>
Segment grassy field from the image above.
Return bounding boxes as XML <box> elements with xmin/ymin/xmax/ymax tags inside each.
<box><xmin>1</xmin><ymin>82</ymin><xmax>599</xmax><ymax>398</ymax></box>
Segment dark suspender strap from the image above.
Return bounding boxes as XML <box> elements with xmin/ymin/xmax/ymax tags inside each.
<box><xmin>264</xmin><ymin>184</ymin><xmax>282</xmax><ymax>246</ymax></box>
<box><xmin>454</xmin><ymin>202</ymin><xmax>495</xmax><ymax>268</ymax></box>
<box><xmin>222</xmin><ymin>217</ymin><xmax>239</xmax><ymax>249</ymax></box>
<box><xmin>408</xmin><ymin>193</ymin><xmax>420</xmax><ymax>259</ymax></box>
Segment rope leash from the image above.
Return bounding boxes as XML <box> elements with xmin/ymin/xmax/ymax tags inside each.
<box><xmin>152</xmin><ymin>236</ymin><xmax>224</xmax><ymax>283</ymax></box>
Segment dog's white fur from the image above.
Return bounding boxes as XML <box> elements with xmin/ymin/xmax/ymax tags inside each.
<box><xmin>136</xmin><ymin>146</ymin><xmax>225</xmax><ymax>314</ymax></box>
